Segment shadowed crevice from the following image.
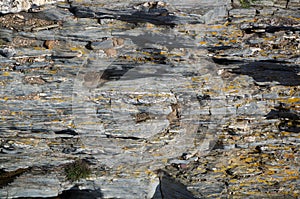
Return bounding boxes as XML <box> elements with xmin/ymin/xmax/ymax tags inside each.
<box><xmin>0</xmin><ymin>168</ymin><xmax>31</xmax><ymax>189</ymax></box>
<box><xmin>55</xmin><ymin>129</ymin><xmax>78</xmax><ymax>136</ymax></box>
<box><xmin>266</xmin><ymin>103</ymin><xmax>300</xmax><ymax>133</ymax></box>
<box><xmin>59</xmin><ymin>186</ymin><xmax>103</xmax><ymax>199</ymax></box>
<box><xmin>230</xmin><ymin>61</ymin><xmax>300</xmax><ymax>86</ymax></box>
<box><xmin>69</xmin><ymin>5</ymin><xmax>203</xmax><ymax>26</ymax></box>
<box><xmin>152</xmin><ymin>169</ymin><xmax>197</xmax><ymax>199</ymax></box>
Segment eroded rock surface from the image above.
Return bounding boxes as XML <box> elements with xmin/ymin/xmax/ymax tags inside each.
<box><xmin>0</xmin><ymin>0</ymin><xmax>300</xmax><ymax>198</ymax></box>
<box><xmin>0</xmin><ymin>0</ymin><xmax>64</xmax><ymax>14</ymax></box>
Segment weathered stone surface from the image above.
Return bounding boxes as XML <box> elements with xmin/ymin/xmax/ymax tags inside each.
<box><xmin>0</xmin><ymin>0</ymin><xmax>300</xmax><ymax>198</ymax></box>
<box><xmin>0</xmin><ymin>0</ymin><xmax>64</xmax><ymax>14</ymax></box>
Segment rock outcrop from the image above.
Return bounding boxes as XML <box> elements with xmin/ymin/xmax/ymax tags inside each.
<box><xmin>0</xmin><ymin>0</ymin><xmax>300</xmax><ymax>198</ymax></box>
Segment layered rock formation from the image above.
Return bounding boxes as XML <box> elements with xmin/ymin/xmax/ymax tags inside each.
<box><xmin>0</xmin><ymin>0</ymin><xmax>300</xmax><ymax>198</ymax></box>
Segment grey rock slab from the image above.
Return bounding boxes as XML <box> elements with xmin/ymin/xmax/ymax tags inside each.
<box><xmin>288</xmin><ymin>0</ymin><xmax>300</xmax><ymax>9</ymax></box>
<box><xmin>166</xmin><ymin>0</ymin><xmax>231</xmax><ymax>14</ymax></box>
<box><xmin>203</xmin><ymin>6</ymin><xmax>228</xmax><ymax>24</ymax></box>
<box><xmin>90</xmin><ymin>40</ymin><xmax>114</xmax><ymax>50</ymax></box>
<box><xmin>114</xmin><ymin>29</ymin><xmax>197</xmax><ymax>49</ymax></box>
<box><xmin>73</xmin><ymin>65</ymin><xmax>205</xmax><ymax>166</ymax></box>
<box><xmin>229</xmin><ymin>8</ymin><xmax>257</xmax><ymax>18</ymax></box>
<box><xmin>1</xmin><ymin>171</ymin><xmax>62</xmax><ymax>198</ymax></box>
<box><xmin>94</xmin><ymin>177</ymin><xmax>154</xmax><ymax>199</ymax></box>
<box><xmin>69</xmin><ymin>5</ymin><xmax>204</xmax><ymax>26</ymax></box>
<box><xmin>34</xmin><ymin>6</ymin><xmax>74</xmax><ymax>21</ymax></box>
<box><xmin>0</xmin><ymin>29</ymin><xmax>14</xmax><ymax>42</ymax></box>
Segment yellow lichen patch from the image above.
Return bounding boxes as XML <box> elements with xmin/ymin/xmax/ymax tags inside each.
<box><xmin>162</xmin><ymin>158</ymin><xmax>168</xmax><ymax>164</ymax></box>
<box><xmin>2</xmin><ymin>71</ymin><xmax>10</xmax><ymax>76</ymax></box>
<box><xmin>18</xmin><ymin>138</ymin><xmax>40</xmax><ymax>146</ymax></box>
<box><xmin>287</xmin><ymin>97</ymin><xmax>300</xmax><ymax>104</ymax></box>
<box><xmin>224</xmin><ymin>21</ymin><xmax>230</xmax><ymax>26</ymax></box>
<box><xmin>145</xmin><ymin>23</ymin><xmax>155</xmax><ymax>29</ymax></box>
<box><xmin>256</xmin><ymin>177</ymin><xmax>278</xmax><ymax>185</ymax></box>
<box><xmin>288</xmin><ymin>87</ymin><xmax>299</xmax><ymax>96</ymax></box>
<box><xmin>265</xmin><ymin>144</ymin><xmax>295</xmax><ymax>151</ymax></box>
<box><xmin>196</xmin><ymin>167</ymin><xmax>207</xmax><ymax>174</ymax></box>
<box><xmin>70</xmin><ymin>46</ymin><xmax>87</xmax><ymax>55</ymax></box>
<box><xmin>222</xmin><ymin>84</ymin><xmax>240</xmax><ymax>93</ymax></box>
<box><xmin>48</xmin><ymin>97</ymin><xmax>72</xmax><ymax>102</ymax></box>
<box><xmin>68</xmin><ymin>122</ymin><xmax>76</xmax><ymax>128</ymax></box>
<box><xmin>145</xmin><ymin>169</ymin><xmax>154</xmax><ymax>176</ymax></box>
<box><xmin>191</xmin><ymin>76</ymin><xmax>203</xmax><ymax>82</ymax></box>
<box><xmin>91</xmin><ymin>96</ymin><xmax>110</xmax><ymax>101</ymax></box>
<box><xmin>222</xmin><ymin>41</ymin><xmax>230</xmax><ymax>45</ymax></box>
<box><xmin>199</xmin><ymin>41</ymin><xmax>207</xmax><ymax>45</ymax></box>
<box><xmin>2</xmin><ymin>96</ymin><xmax>9</xmax><ymax>101</ymax></box>
<box><xmin>132</xmin><ymin>171</ymin><xmax>141</xmax><ymax>177</ymax></box>
<box><xmin>264</xmin><ymin>37</ymin><xmax>276</xmax><ymax>42</ymax></box>
<box><xmin>281</xmin><ymin>175</ymin><xmax>299</xmax><ymax>182</ymax></box>
<box><xmin>10</xmin><ymin>111</ymin><xmax>17</xmax><ymax>116</ymax></box>
<box><xmin>242</xmin><ymin>157</ymin><xmax>256</xmax><ymax>164</ymax></box>
<box><xmin>141</xmin><ymin>51</ymin><xmax>151</xmax><ymax>56</ymax></box>
<box><xmin>49</xmin><ymin>69</ymin><xmax>58</xmax><ymax>75</ymax></box>
<box><xmin>140</xmin><ymin>93</ymin><xmax>173</xmax><ymax>98</ymax></box>
<box><xmin>287</xmin><ymin>16</ymin><xmax>300</xmax><ymax>21</ymax></box>
<box><xmin>264</xmin><ymin>169</ymin><xmax>276</xmax><ymax>175</ymax></box>
<box><xmin>152</xmin><ymin>153</ymin><xmax>163</xmax><ymax>157</ymax></box>
<box><xmin>280</xmin><ymin>131</ymin><xmax>291</xmax><ymax>136</ymax></box>
<box><xmin>229</xmin><ymin>179</ymin><xmax>238</xmax><ymax>183</ymax></box>
<box><xmin>232</xmin><ymin>30</ymin><xmax>244</xmax><ymax>37</ymax></box>
<box><xmin>33</xmin><ymin>46</ymin><xmax>45</xmax><ymax>50</ymax></box>
<box><xmin>284</xmin><ymin>169</ymin><xmax>299</xmax><ymax>176</ymax></box>
<box><xmin>211</xmin><ymin>25</ymin><xmax>224</xmax><ymax>29</ymax></box>
<box><xmin>77</xmin><ymin>121</ymin><xmax>103</xmax><ymax>126</ymax></box>
<box><xmin>165</xmin><ymin>51</ymin><xmax>183</xmax><ymax>57</ymax></box>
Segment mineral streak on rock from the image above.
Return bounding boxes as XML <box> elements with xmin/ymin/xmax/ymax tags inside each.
<box><xmin>0</xmin><ymin>0</ymin><xmax>300</xmax><ymax>198</ymax></box>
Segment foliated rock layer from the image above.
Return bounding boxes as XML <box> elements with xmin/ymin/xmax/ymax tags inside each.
<box><xmin>0</xmin><ymin>0</ymin><xmax>300</xmax><ymax>198</ymax></box>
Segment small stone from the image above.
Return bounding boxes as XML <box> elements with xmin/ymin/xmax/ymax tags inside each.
<box><xmin>44</xmin><ymin>40</ymin><xmax>55</xmax><ymax>49</ymax></box>
<box><xmin>135</xmin><ymin>112</ymin><xmax>151</xmax><ymax>123</ymax></box>
<box><xmin>90</xmin><ymin>39</ymin><xmax>113</xmax><ymax>50</ymax></box>
<box><xmin>23</xmin><ymin>76</ymin><xmax>46</xmax><ymax>85</ymax></box>
<box><xmin>0</xmin><ymin>47</ymin><xmax>16</xmax><ymax>58</ymax></box>
<box><xmin>104</xmin><ymin>48</ymin><xmax>117</xmax><ymax>57</ymax></box>
<box><xmin>112</xmin><ymin>38</ymin><xmax>124</xmax><ymax>47</ymax></box>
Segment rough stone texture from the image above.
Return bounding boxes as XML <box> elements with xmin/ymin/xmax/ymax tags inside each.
<box><xmin>0</xmin><ymin>0</ymin><xmax>300</xmax><ymax>198</ymax></box>
<box><xmin>0</xmin><ymin>0</ymin><xmax>64</xmax><ymax>14</ymax></box>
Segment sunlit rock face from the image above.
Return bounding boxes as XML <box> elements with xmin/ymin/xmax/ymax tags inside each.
<box><xmin>0</xmin><ymin>0</ymin><xmax>300</xmax><ymax>198</ymax></box>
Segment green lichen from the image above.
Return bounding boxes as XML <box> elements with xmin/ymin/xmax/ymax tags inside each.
<box><xmin>0</xmin><ymin>39</ymin><xmax>6</xmax><ymax>47</ymax></box>
<box><xmin>240</xmin><ymin>0</ymin><xmax>260</xmax><ymax>8</ymax></box>
<box><xmin>64</xmin><ymin>159</ymin><xmax>91</xmax><ymax>182</ymax></box>
<box><xmin>240</xmin><ymin>0</ymin><xmax>251</xmax><ymax>8</ymax></box>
